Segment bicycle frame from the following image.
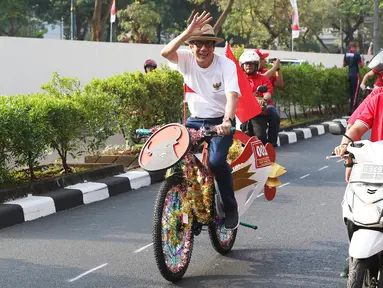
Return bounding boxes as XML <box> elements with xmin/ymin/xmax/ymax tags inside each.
<box><xmin>140</xmin><ymin>124</ymin><xmax>285</xmax><ymax>221</ymax></box>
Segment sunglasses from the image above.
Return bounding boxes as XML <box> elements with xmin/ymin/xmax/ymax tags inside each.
<box><xmin>191</xmin><ymin>40</ymin><xmax>215</xmax><ymax>48</ymax></box>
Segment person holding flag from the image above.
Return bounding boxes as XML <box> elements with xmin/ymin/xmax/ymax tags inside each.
<box><xmin>238</xmin><ymin>50</ymin><xmax>274</xmax><ymax>145</ymax></box>
<box><xmin>161</xmin><ymin>11</ymin><xmax>252</xmax><ymax>229</ymax></box>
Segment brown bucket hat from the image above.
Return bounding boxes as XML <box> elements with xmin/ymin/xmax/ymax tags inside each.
<box><xmin>186</xmin><ymin>24</ymin><xmax>224</xmax><ymax>44</ymax></box>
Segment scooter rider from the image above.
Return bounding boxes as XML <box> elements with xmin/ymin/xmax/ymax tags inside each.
<box><xmin>239</xmin><ymin>50</ymin><xmax>273</xmax><ymax>145</ymax></box>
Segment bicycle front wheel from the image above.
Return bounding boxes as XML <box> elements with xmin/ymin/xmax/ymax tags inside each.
<box><xmin>152</xmin><ymin>175</ymin><xmax>194</xmax><ymax>282</ymax></box>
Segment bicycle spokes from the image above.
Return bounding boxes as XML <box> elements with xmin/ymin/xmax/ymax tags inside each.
<box><xmin>162</xmin><ymin>185</ymin><xmax>192</xmax><ymax>273</ymax></box>
<box><xmin>215</xmin><ymin>218</ymin><xmax>235</xmax><ymax>247</ymax></box>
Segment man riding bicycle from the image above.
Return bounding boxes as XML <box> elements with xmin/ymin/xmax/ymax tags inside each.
<box><xmin>161</xmin><ymin>11</ymin><xmax>241</xmax><ymax>229</ymax></box>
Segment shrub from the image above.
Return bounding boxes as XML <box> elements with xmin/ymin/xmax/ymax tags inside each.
<box><xmin>5</xmin><ymin>94</ymin><xmax>50</xmax><ymax>179</ymax></box>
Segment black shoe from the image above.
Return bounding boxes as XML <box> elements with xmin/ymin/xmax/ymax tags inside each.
<box><xmin>225</xmin><ymin>208</ymin><xmax>239</xmax><ymax>230</ymax></box>
<box><xmin>340</xmin><ymin>258</ymin><xmax>349</xmax><ymax>278</ymax></box>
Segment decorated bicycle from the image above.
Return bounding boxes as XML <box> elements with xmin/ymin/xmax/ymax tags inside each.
<box><xmin>136</xmin><ymin>116</ymin><xmax>286</xmax><ymax>282</ymax></box>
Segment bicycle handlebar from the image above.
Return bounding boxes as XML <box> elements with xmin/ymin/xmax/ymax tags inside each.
<box><xmin>136</xmin><ymin>126</ymin><xmax>236</xmax><ymax>136</ymax></box>
<box><xmin>136</xmin><ymin>129</ymin><xmax>152</xmax><ymax>135</ymax></box>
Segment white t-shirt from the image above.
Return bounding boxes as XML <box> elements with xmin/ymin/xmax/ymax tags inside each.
<box><xmin>171</xmin><ymin>50</ymin><xmax>240</xmax><ymax>118</ymax></box>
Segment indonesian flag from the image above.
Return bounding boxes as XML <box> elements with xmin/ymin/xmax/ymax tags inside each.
<box><xmin>290</xmin><ymin>0</ymin><xmax>300</xmax><ymax>39</ymax></box>
<box><xmin>184</xmin><ymin>84</ymin><xmax>199</xmax><ymax>103</ymax></box>
<box><xmin>368</xmin><ymin>42</ymin><xmax>373</xmax><ymax>56</ymax></box>
<box><xmin>110</xmin><ymin>0</ymin><xmax>116</xmax><ymax>23</ymax></box>
<box><xmin>225</xmin><ymin>42</ymin><xmax>262</xmax><ymax>123</ymax></box>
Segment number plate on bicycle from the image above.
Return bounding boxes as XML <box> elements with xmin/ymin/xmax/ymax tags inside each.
<box><xmin>138</xmin><ymin>123</ymin><xmax>191</xmax><ymax>172</ymax></box>
<box><xmin>251</xmin><ymin>140</ymin><xmax>271</xmax><ymax>168</ymax></box>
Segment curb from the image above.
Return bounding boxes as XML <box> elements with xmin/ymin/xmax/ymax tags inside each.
<box><xmin>0</xmin><ymin>117</ymin><xmax>348</xmax><ymax>230</ymax></box>
<box><xmin>277</xmin><ymin>118</ymin><xmax>347</xmax><ymax>146</ymax></box>
<box><xmin>0</xmin><ymin>170</ymin><xmax>165</xmax><ymax>229</ymax></box>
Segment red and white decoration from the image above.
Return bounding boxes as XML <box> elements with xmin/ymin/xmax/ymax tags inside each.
<box><xmin>110</xmin><ymin>0</ymin><xmax>117</xmax><ymax>23</ymax></box>
<box><xmin>290</xmin><ymin>0</ymin><xmax>300</xmax><ymax>39</ymax></box>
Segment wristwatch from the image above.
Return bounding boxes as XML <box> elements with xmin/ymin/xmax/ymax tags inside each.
<box><xmin>344</xmin><ymin>161</ymin><xmax>353</xmax><ymax>168</ymax></box>
<box><xmin>223</xmin><ymin>117</ymin><xmax>234</xmax><ymax>125</ymax></box>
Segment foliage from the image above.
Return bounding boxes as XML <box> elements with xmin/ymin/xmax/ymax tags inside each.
<box><xmin>143</xmin><ymin>67</ymin><xmax>184</xmax><ymax>124</ymax></box>
<box><xmin>0</xmin><ymin>0</ymin><xmax>47</xmax><ymax>37</ymax></box>
<box><xmin>2</xmin><ymin>94</ymin><xmax>50</xmax><ymax>180</ymax></box>
<box><xmin>117</xmin><ymin>1</ymin><xmax>161</xmax><ymax>43</ymax></box>
<box><xmin>85</xmin><ymin>71</ymin><xmax>152</xmax><ymax>145</ymax></box>
<box><xmin>273</xmin><ymin>63</ymin><xmax>350</xmax><ymax>122</ymax></box>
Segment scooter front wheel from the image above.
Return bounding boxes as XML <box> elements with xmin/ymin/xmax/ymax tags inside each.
<box><xmin>152</xmin><ymin>175</ymin><xmax>194</xmax><ymax>282</ymax></box>
<box><xmin>348</xmin><ymin>257</ymin><xmax>379</xmax><ymax>288</ymax></box>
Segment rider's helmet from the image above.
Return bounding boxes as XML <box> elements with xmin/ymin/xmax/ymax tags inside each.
<box><xmin>144</xmin><ymin>59</ymin><xmax>157</xmax><ymax>71</ymax></box>
<box><xmin>239</xmin><ymin>50</ymin><xmax>260</xmax><ymax>72</ymax></box>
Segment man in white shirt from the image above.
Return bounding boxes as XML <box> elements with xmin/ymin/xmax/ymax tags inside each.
<box><xmin>161</xmin><ymin>11</ymin><xmax>241</xmax><ymax>229</ymax></box>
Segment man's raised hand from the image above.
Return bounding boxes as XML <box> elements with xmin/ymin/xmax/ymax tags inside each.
<box><xmin>186</xmin><ymin>11</ymin><xmax>213</xmax><ymax>37</ymax></box>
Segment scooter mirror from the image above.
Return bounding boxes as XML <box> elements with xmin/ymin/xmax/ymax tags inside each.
<box><xmin>256</xmin><ymin>85</ymin><xmax>268</xmax><ymax>93</ymax></box>
<box><xmin>329</xmin><ymin>122</ymin><xmax>346</xmax><ymax>135</ymax></box>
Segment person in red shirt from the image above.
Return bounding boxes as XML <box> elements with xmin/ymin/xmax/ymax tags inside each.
<box><xmin>254</xmin><ymin>49</ymin><xmax>282</xmax><ymax>147</ymax></box>
<box><xmin>255</xmin><ymin>49</ymin><xmax>284</xmax><ymax>89</ymax></box>
<box><xmin>360</xmin><ymin>69</ymin><xmax>383</xmax><ymax>90</ymax></box>
<box><xmin>335</xmin><ymin>88</ymin><xmax>383</xmax><ymax>279</ymax></box>
<box><xmin>239</xmin><ymin>50</ymin><xmax>273</xmax><ymax>144</ymax></box>
<box><xmin>347</xmin><ymin>87</ymin><xmax>383</xmax><ymax>129</ymax></box>
<box><xmin>335</xmin><ymin>89</ymin><xmax>383</xmax><ymax>182</ymax></box>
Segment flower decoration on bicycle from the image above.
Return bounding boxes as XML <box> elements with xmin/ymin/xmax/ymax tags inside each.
<box><xmin>137</xmin><ymin>123</ymin><xmax>286</xmax><ymax>282</ymax></box>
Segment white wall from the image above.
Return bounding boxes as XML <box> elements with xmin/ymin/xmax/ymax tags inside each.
<box><xmin>0</xmin><ymin>37</ymin><xmax>373</xmax><ymax>96</ymax></box>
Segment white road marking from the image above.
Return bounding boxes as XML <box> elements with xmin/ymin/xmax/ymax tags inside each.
<box><xmin>256</xmin><ymin>193</ymin><xmax>264</xmax><ymax>199</ymax></box>
<box><xmin>134</xmin><ymin>243</ymin><xmax>153</xmax><ymax>253</ymax></box>
<box><xmin>318</xmin><ymin>166</ymin><xmax>328</xmax><ymax>171</ymax></box>
<box><xmin>300</xmin><ymin>174</ymin><xmax>310</xmax><ymax>179</ymax></box>
<box><xmin>68</xmin><ymin>263</ymin><xmax>108</xmax><ymax>283</ymax></box>
<box><xmin>337</xmin><ymin>159</ymin><xmax>344</xmax><ymax>163</ymax></box>
<box><xmin>278</xmin><ymin>182</ymin><xmax>291</xmax><ymax>188</ymax></box>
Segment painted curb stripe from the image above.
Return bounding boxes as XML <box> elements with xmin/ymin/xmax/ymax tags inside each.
<box><xmin>41</xmin><ymin>188</ymin><xmax>84</xmax><ymax>212</ymax></box>
<box><xmin>0</xmin><ymin>204</ymin><xmax>24</xmax><ymax>229</ymax></box>
<box><xmin>97</xmin><ymin>176</ymin><xmax>131</xmax><ymax>197</ymax></box>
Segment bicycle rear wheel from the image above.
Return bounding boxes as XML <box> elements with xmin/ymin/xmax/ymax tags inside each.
<box><xmin>208</xmin><ymin>190</ymin><xmax>237</xmax><ymax>255</ymax></box>
<box><xmin>152</xmin><ymin>175</ymin><xmax>194</xmax><ymax>282</ymax></box>
<box><xmin>208</xmin><ymin>218</ymin><xmax>237</xmax><ymax>255</ymax></box>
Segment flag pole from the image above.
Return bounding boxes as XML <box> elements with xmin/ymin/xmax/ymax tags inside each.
<box><xmin>291</xmin><ymin>33</ymin><xmax>294</xmax><ymax>52</ymax></box>
<box><xmin>110</xmin><ymin>22</ymin><xmax>113</xmax><ymax>42</ymax></box>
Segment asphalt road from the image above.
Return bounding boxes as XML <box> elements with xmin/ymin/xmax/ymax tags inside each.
<box><xmin>0</xmin><ymin>133</ymin><xmax>356</xmax><ymax>288</ymax></box>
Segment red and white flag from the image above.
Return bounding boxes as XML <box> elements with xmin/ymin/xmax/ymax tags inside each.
<box><xmin>368</xmin><ymin>42</ymin><xmax>373</xmax><ymax>56</ymax></box>
<box><xmin>224</xmin><ymin>42</ymin><xmax>261</xmax><ymax>123</ymax></box>
<box><xmin>110</xmin><ymin>0</ymin><xmax>116</xmax><ymax>23</ymax></box>
<box><xmin>290</xmin><ymin>0</ymin><xmax>300</xmax><ymax>39</ymax></box>
<box><xmin>184</xmin><ymin>84</ymin><xmax>198</xmax><ymax>103</ymax></box>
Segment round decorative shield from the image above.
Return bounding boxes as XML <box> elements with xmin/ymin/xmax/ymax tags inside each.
<box><xmin>138</xmin><ymin>123</ymin><xmax>191</xmax><ymax>172</ymax></box>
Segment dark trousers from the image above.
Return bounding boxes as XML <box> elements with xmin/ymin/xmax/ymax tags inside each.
<box><xmin>186</xmin><ymin>117</ymin><xmax>237</xmax><ymax>213</ymax></box>
<box><xmin>266</xmin><ymin>106</ymin><xmax>280</xmax><ymax>147</ymax></box>
<box><xmin>349</xmin><ymin>74</ymin><xmax>360</xmax><ymax>113</ymax></box>
<box><xmin>249</xmin><ymin>115</ymin><xmax>268</xmax><ymax>144</ymax></box>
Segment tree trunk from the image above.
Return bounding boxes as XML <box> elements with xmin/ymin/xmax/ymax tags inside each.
<box><xmin>213</xmin><ymin>0</ymin><xmax>235</xmax><ymax>35</ymax></box>
<box><xmin>91</xmin><ymin>0</ymin><xmax>113</xmax><ymax>41</ymax></box>
<box><xmin>28</xmin><ymin>152</ymin><xmax>36</xmax><ymax>180</ymax></box>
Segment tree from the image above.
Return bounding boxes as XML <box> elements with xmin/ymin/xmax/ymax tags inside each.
<box><xmin>329</xmin><ymin>0</ymin><xmax>374</xmax><ymax>52</ymax></box>
<box><xmin>117</xmin><ymin>1</ymin><xmax>161</xmax><ymax>43</ymax></box>
<box><xmin>91</xmin><ymin>0</ymin><xmax>113</xmax><ymax>41</ymax></box>
<box><xmin>0</xmin><ymin>0</ymin><xmax>47</xmax><ymax>37</ymax></box>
